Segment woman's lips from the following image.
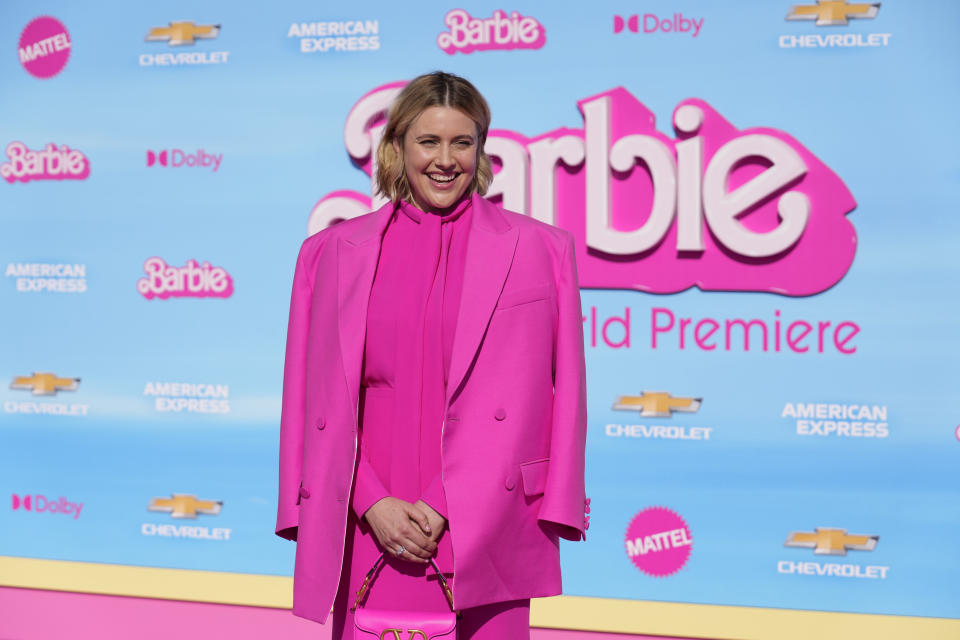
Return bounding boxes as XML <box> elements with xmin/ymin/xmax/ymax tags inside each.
<box><xmin>428</xmin><ymin>173</ymin><xmax>459</xmax><ymax>187</ymax></box>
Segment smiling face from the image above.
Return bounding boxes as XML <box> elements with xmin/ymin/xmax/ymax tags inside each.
<box><xmin>395</xmin><ymin>105</ymin><xmax>478</xmax><ymax>214</ymax></box>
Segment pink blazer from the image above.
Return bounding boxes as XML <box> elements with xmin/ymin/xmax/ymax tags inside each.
<box><xmin>275</xmin><ymin>194</ymin><xmax>587</xmax><ymax>623</ymax></box>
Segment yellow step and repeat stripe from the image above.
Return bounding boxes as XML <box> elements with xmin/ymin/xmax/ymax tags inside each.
<box><xmin>2</xmin><ymin>557</ymin><xmax>957</xmax><ymax>640</ymax></box>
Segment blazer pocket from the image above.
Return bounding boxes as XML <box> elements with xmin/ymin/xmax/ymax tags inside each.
<box><xmin>497</xmin><ymin>283</ymin><xmax>554</xmax><ymax>310</ymax></box>
<box><xmin>520</xmin><ymin>458</ymin><xmax>550</xmax><ymax>497</ymax></box>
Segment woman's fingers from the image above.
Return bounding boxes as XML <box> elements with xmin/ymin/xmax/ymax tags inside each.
<box><xmin>395</xmin><ymin>536</ymin><xmax>432</xmax><ymax>561</ymax></box>
<box><xmin>393</xmin><ymin>520</ymin><xmax>436</xmax><ymax>560</ymax></box>
<box><xmin>398</xmin><ymin>503</ymin><xmax>436</xmax><ymax>553</ymax></box>
<box><xmin>405</xmin><ymin>503</ymin><xmax>432</xmax><ymax>535</ymax></box>
<box><xmin>365</xmin><ymin>498</ymin><xmax>438</xmax><ymax>562</ymax></box>
<box><xmin>412</xmin><ymin>499</ymin><xmax>446</xmax><ymax>542</ymax></box>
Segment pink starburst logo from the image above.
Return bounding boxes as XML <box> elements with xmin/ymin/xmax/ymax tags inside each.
<box><xmin>19</xmin><ymin>16</ymin><xmax>72</xmax><ymax>79</ymax></box>
<box><xmin>624</xmin><ymin>506</ymin><xmax>693</xmax><ymax>577</ymax></box>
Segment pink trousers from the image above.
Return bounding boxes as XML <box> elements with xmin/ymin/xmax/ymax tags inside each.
<box><xmin>330</xmin><ymin>515</ymin><xmax>530</xmax><ymax>639</ymax></box>
<box><xmin>331</xmin><ymin>597</ymin><xmax>530</xmax><ymax>639</ymax></box>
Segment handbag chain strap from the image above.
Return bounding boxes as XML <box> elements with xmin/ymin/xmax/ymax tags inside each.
<box><xmin>351</xmin><ymin>552</ymin><xmax>455</xmax><ymax>613</ymax></box>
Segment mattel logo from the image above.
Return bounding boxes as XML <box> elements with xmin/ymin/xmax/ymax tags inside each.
<box><xmin>625</xmin><ymin>506</ymin><xmax>692</xmax><ymax>577</ymax></box>
<box><xmin>19</xmin><ymin>16</ymin><xmax>72</xmax><ymax>79</ymax></box>
<box><xmin>614</xmin><ymin>13</ymin><xmax>703</xmax><ymax>38</ymax></box>
<box><xmin>146</xmin><ymin>149</ymin><xmax>222</xmax><ymax>172</ymax></box>
<box><xmin>11</xmin><ymin>493</ymin><xmax>83</xmax><ymax>519</ymax></box>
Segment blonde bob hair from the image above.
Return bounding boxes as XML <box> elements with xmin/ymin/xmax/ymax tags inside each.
<box><xmin>376</xmin><ymin>71</ymin><xmax>492</xmax><ymax>204</ymax></box>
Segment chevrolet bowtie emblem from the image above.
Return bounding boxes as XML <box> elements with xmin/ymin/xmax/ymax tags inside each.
<box><xmin>785</xmin><ymin>528</ymin><xmax>878</xmax><ymax>555</ymax></box>
<box><xmin>10</xmin><ymin>372</ymin><xmax>80</xmax><ymax>396</ymax></box>
<box><xmin>612</xmin><ymin>392</ymin><xmax>702</xmax><ymax>417</ymax></box>
<box><xmin>148</xmin><ymin>494</ymin><xmax>222</xmax><ymax>518</ymax></box>
<box><xmin>786</xmin><ymin>1</ymin><xmax>880</xmax><ymax>26</ymax></box>
<box><xmin>146</xmin><ymin>22</ymin><xmax>221</xmax><ymax>46</ymax></box>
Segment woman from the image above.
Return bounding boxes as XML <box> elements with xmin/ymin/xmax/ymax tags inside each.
<box><xmin>275</xmin><ymin>71</ymin><xmax>588</xmax><ymax>639</ymax></box>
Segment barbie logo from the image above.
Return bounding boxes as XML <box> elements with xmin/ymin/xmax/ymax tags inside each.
<box><xmin>311</xmin><ymin>83</ymin><xmax>857</xmax><ymax>296</ymax></box>
<box><xmin>137</xmin><ymin>257</ymin><xmax>234</xmax><ymax>300</ymax></box>
<box><xmin>437</xmin><ymin>9</ymin><xmax>546</xmax><ymax>54</ymax></box>
<box><xmin>1</xmin><ymin>141</ymin><xmax>90</xmax><ymax>183</ymax></box>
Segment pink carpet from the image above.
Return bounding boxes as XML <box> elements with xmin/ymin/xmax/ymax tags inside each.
<box><xmin>0</xmin><ymin>587</ymin><xmax>691</xmax><ymax>640</ymax></box>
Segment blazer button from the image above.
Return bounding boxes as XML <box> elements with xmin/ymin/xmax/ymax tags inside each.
<box><xmin>494</xmin><ymin>407</ymin><xmax>506</xmax><ymax>421</ymax></box>
<box><xmin>315</xmin><ymin>417</ymin><xmax>325</xmax><ymax>430</ymax></box>
<box><xmin>298</xmin><ymin>486</ymin><xmax>310</xmax><ymax>499</ymax></box>
<box><xmin>504</xmin><ymin>475</ymin><xmax>516</xmax><ymax>491</ymax></box>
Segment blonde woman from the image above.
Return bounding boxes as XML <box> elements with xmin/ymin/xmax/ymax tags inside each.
<box><xmin>276</xmin><ymin>71</ymin><xmax>588</xmax><ymax>638</ymax></box>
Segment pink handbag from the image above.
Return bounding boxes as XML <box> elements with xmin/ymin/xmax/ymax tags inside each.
<box><xmin>351</xmin><ymin>552</ymin><xmax>457</xmax><ymax>639</ymax></box>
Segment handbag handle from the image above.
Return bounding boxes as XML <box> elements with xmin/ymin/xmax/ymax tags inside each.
<box><xmin>350</xmin><ymin>552</ymin><xmax>455</xmax><ymax>613</ymax></box>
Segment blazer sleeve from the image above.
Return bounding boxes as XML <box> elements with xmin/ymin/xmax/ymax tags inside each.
<box><xmin>275</xmin><ymin>238</ymin><xmax>317</xmax><ymax>542</ymax></box>
<box><xmin>352</xmin><ymin>445</ymin><xmax>390</xmax><ymax>519</ymax></box>
<box><xmin>537</xmin><ymin>233</ymin><xmax>588</xmax><ymax>541</ymax></box>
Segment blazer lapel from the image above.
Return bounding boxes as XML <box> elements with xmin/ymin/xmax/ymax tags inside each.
<box><xmin>447</xmin><ymin>195</ymin><xmax>519</xmax><ymax>404</ymax></box>
<box><xmin>337</xmin><ymin>203</ymin><xmax>393</xmax><ymax>419</ymax></box>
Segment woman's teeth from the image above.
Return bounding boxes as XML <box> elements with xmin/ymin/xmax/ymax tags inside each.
<box><xmin>429</xmin><ymin>174</ymin><xmax>457</xmax><ymax>183</ymax></box>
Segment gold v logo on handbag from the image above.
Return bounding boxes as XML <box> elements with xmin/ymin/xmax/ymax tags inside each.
<box><xmin>352</xmin><ymin>552</ymin><xmax>457</xmax><ymax>640</ymax></box>
<box><xmin>378</xmin><ymin>630</ymin><xmax>429</xmax><ymax>640</ymax></box>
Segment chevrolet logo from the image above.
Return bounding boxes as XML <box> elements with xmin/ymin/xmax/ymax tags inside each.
<box><xmin>786</xmin><ymin>1</ymin><xmax>880</xmax><ymax>26</ymax></box>
<box><xmin>146</xmin><ymin>22</ymin><xmax>221</xmax><ymax>46</ymax></box>
<box><xmin>148</xmin><ymin>494</ymin><xmax>222</xmax><ymax>518</ymax></box>
<box><xmin>785</xmin><ymin>528</ymin><xmax>878</xmax><ymax>555</ymax></box>
<box><xmin>10</xmin><ymin>372</ymin><xmax>80</xmax><ymax>396</ymax></box>
<box><xmin>612</xmin><ymin>392</ymin><xmax>701</xmax><ymax>417</ymax></box>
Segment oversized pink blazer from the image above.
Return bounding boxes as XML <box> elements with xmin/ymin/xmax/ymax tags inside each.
<box><xmin>275</xmin><ymin>193</ymin><xmax>588</xmax><ymax>624</ymax></box>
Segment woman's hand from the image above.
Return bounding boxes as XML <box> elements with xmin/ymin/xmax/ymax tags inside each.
<box><xmin>363</xmin><ymin>497</ymin><xmax>437</xmax><ymax>563</ymax></box>
<box><xmin>413</xmin><ymin>499</ymin><xmax>447</xmax><ymax>544</ymax></box>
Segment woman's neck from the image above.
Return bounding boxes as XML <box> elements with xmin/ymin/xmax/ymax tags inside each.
<box><xmin>405</xmin><ymin>193</ymin><xmax>471</xmax><ymax>217</ymax></box>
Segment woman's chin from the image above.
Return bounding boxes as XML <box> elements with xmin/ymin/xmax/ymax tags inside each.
<box><xmin>421</xmin><ymin>189</ymin><xmax>469</xmax><ymax>213</ymax></box>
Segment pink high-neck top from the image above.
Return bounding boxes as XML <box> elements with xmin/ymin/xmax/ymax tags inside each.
<box><xmin>352</xmin><ymin>196</ymin><xmax>473</xmax><ymax>547</ymax></box>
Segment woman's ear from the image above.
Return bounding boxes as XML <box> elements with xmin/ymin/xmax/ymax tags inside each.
<box><xmin>392</xmin><ymin>136</ymin><xmax>401</xmax><ymax>156</ymax></box>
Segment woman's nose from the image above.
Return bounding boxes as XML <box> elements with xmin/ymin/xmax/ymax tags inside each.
<box><xmin>435</xmin><ymin>144</ymin><xmax>455</xmax><ymax>168</ymax></box>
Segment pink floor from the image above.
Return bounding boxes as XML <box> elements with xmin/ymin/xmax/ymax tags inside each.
<box><xmin>0</xmin><ymin>587</ymin><xmax>690</xmax><ymax>640</ymax></box>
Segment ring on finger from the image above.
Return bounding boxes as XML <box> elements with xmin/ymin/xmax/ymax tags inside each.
<box><xmin>394</xmin><ymin>545</ymin><xmax>406</xmax><ymax>557</ymax></box>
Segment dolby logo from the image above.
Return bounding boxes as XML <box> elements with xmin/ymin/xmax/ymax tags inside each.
<box><xmin>11</xmin><ymin>493</ymin><xmax>83</xmax><ymax>519</ymax></box>
<box><xmin>146</xmin><ymin>148</ymin><xmax>222</xmax><ymax>172</ymax></box>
